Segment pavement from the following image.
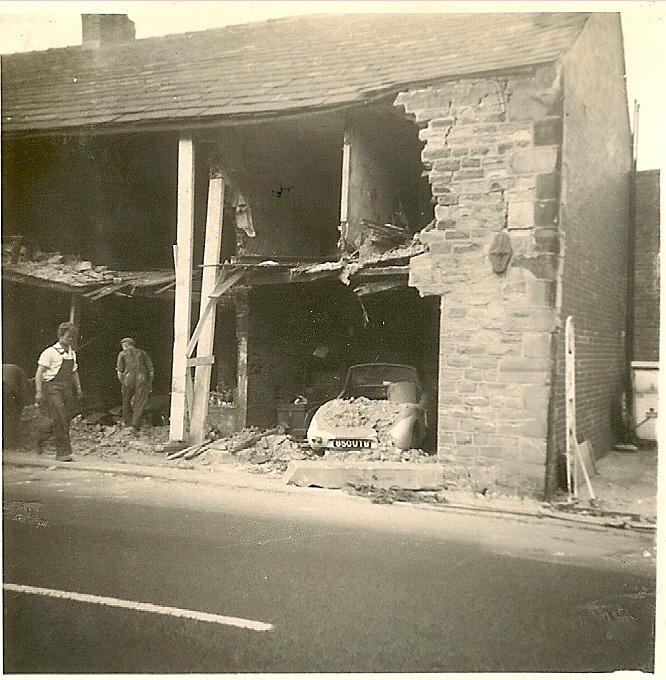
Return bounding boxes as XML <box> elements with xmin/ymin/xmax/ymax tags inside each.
<box><xmin>2</xmin><ymin>451</ymin><xmax>658</xmax><ymax>532</ymax></box>
<box><xmin>2</xmin><ymin>463</ymin><xmax>658</xmax><ymax>672</ymax></box>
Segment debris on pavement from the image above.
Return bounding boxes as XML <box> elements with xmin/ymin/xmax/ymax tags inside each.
<box><xmin>347</xmin><ymin>484</ymin><xmax>448</xmax><ymax>505</ymax></box>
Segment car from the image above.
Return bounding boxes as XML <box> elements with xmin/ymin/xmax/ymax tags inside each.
<box><xmin>306</xmin><ymin>363</ymin><xmax>428</xmax><ymax>452</ymax></box>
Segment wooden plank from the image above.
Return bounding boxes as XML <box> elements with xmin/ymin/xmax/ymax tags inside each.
<box><xmin>185</xmin><ymin>269</ymin><xmax>246</xmax><ymax>358</ymax></box>
<box><xmin>564</xmin><ymin>316</ymin><xmax>576</xmax><ymax>499</ymax></box>
<box><xmin>190</xmin><ymin>172</ymin><xmax>226</xmax><ymax>444</ymax></box>
<box><xmin>69</xmin><ymin>293</ymin><xmax>82</xmax><ymax>350</ymax></box>
<box><xmin>356</xmin><ymin>266</ymin><xmax>410</xmax><ymax>277</ymax></box>
<box><xmin>574</xmin><ymin>440</ymin><xmax>596</xmax><ymax>502</ymax></box>
<box><xmin>339</xmin><ymin>131</ymin><xmax>352</xmax><ymax>240</ymax></box>
<box><xmin>169</xmin><ymin>135</ymin><xmax>196</xmax><ymax>442</ymax></box>
<box><xmin>235</xmin><ymin>292</ymin><xmax>249</xmax><ymax>431</ymax></box>
<box><xmin>186</xmin><ymin>356</ymin><xmax>215</xmax><ymax>367</ymax></box>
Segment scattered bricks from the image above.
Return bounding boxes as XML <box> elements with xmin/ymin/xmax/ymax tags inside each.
<box><xmin>463</xmin><ymin>369</ymin><xmax>485</xmax><ymax>382</ymax></box>
<box><xmin>536</xmin><ymin>172</ymin><xmax>560</xmax><ymax>200</ymax></box>
<box><xmin>462</xmin><ymin>157</ymin><xmax>481</xmax><ymax>168</ymax></box>
<box><xmin>446</xmin><ymin>355</ymin><xmax>469</xmax><ymax>368</ymax></box>
<box><xmin>436</xmin><ymin>219</ymin><xmax>457</xmax><ymax>229</ymax></box>
<box><xmin>457</xmin><ymin>380</ymin><xmax>477</xmax><ymax>394</ymax></box>
<box><xmin>499</xmin><ymin>356</ymin><xmax>551</xmax><ymax>372</ymax></box>
<box><xmin>452</xmin><ymin>148</ymin><xmax>470</xmax><ymax>157</ymax></box>
<box><xmin>507</xmin><ymin>201</ymin><xmax>534</xmax><ymax>230</ymax></box>
<box><xmin>534</xmin><ymin>200</ymin><xmax>559</xmax><ymax>227</ymax></box>
<box><xmin>470</xmin><ymin>146</ymin><xmax>491</xmax><ymax>156</ymax></box>
<box><xmin>533</xmin><ymin>117</ymin><xmax>563</xmax><ymax>146</ymax></box>
<box><xmin>522</xmin><ymin>332</ymin><xmax>552</xmax><ymax>358</ymax></box>
<box><xmin>465</xmin><ymin>395</ymin><xmax>490</xmax><ymax>407</ymax></box>
<box><xmin>533</xmin><ymin>227</ymin><xmax>561</xmax><ymax>254</ymax></box>
<box><xmin>507</xmin><ymin>92</ymin><xmax>551</xmax><ymax>121</ymax></box>
<box><xmin>510</xmin><ymin>147</ymin><xmax>558</xmax><ymax>175</ymax></box>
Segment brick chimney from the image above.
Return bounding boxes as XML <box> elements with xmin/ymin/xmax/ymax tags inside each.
<box><xmin>81</xmin><ymin>14</ymin><xmax>135</xmax><ymax>50</ymax></box>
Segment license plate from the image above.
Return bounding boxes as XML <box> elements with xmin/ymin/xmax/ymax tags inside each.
<box><xmin>332</xmin><ymin>439</ymin><xmax>374</xmax><ymax>449</ymax></box>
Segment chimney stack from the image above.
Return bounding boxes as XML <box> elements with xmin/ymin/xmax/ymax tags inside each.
<box><xmin>82</xmin><ymin>14</ymin><xmax>135</xmax><ymax>50</ymax></box>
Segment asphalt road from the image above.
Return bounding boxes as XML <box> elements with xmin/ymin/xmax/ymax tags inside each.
<box><xmin>3</xmin><ymin>465</ymin><xmax>657</xmax><ymax>673</ymax></box>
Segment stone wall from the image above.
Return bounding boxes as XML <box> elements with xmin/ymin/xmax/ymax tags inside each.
<box><xmin>633</xmin><ymin>170</ymin><xmax>660</xmax><ymax>363</ymax></box>
<box><xmin>397</xmin><ymin>64</ymin><xmax>564</xmax><ymax>495</ymax></box>
<box><xmin>550</xmin><ymin>13</ymin><xmax>633</xmax><ymax>467</ymax></box>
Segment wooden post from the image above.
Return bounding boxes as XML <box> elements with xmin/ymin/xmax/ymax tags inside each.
<box><xmin>190</xmin><ymin>169</ymin><xmax>225</xmax><ymax>445</ymax></box>
<box><xmin>69</xmin><ymin>293</ymin><xmax>82</xmax><ymax>349</ymax></box>
<box><xmin>235</xmin><ymin>291</ymin><xmax>249</xmax><ymax>431</ymax></box>
<box><xmin>338</xmin><ymin>131</ymin><xmax>352</xmax><ymax>250</ymax></box>
<box><xmin>169</xmin><ymin>135</ymin><xmax>196</xmax><ymax>443</ymax></box>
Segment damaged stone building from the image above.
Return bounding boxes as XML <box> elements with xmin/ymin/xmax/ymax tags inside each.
<box><xmin>1</xmin><ymin>12</ymin><xmax>659</xmax><ymax>497</ymax></box>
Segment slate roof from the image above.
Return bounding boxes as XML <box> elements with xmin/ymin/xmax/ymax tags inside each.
<box><xmin>1</xmin><ymin>12</ymin><xmax>589</xmax><ymax>135</ymax></box>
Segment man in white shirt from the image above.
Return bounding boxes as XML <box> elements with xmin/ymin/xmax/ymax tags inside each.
<box><xmin>34</xmin><ymin>322</ymin><xmax>83</xmax><ymax>461</ymax></box>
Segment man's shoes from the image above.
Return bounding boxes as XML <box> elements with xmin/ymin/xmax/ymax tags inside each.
<box><xmin>55</xmin><ymin>455</ymin><xmax>73</xmax><ymax>462</ymax></box>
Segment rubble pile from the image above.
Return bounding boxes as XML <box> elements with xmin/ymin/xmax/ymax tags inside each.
<box><xmin>2</xmin><ymin>245</ymin><xmax>120</xmax><ymax>287</ymax></box>
<box><xmin>69</xmin><ymin>418</ymin><xmax>168</xmax><ymax>458</ymax></box>
<box><xmin>199</xmin><ymin>427</ymin><xmax>308</xmax><ymax>473</ymax></box>
<box><xmin>313</xmin><ymin>397</ymin><xmax>435</xmax><ymax>463</ymax></box>
<box><xmin>314</xmin><ymin>397</ymin><xmax>405</xmax><ymax>440</ymax></box>
<box><xmin>20</xmin><ymin>405</ymin><xmax>168</xmax><ymax>459</ymax></box>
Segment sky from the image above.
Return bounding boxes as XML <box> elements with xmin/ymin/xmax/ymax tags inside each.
<box><xmin>0</xmin><ymin>1</ymin><xmax>664</xmax><ymax>170</ymax></box>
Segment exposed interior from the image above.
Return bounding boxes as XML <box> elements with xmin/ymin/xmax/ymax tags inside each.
<box><xmin>2</xmin><ymin>101</ymin><xmax>438</xmax><ymax>443</ymax></box>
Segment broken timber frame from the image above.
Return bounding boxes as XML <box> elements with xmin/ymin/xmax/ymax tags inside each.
<box><xmin>169</xmin><ymin>135</ymin><xmax>196</xmax><ymax>443</ymax></box>
<box><xmin>189</xmin><ymin>166</ymin><xmax>225</xmax><ymax>445</ymax></box>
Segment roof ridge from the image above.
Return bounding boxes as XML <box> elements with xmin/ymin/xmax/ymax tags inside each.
<box><xmin>1</xmin><ymin>11</ymin><xmax>590</xmax><ymax>58</ymax></box>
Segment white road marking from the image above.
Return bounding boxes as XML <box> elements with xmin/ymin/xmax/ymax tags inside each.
<box><xmin>3</xmin><ymin>583</ymin><xmax>273</xmax><ymax>632</ymax></box>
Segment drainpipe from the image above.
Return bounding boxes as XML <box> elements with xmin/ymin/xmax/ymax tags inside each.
<box><xmin>624</xmin><ymin>100</ymin><xmax>640</xmax><ymax>441</ymax></box>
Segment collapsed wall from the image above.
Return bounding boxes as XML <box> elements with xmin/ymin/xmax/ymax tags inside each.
<box><xmin>396</xmin><ymin>63</ymin><xmax>565</xmax><ymax>495</ymax></box>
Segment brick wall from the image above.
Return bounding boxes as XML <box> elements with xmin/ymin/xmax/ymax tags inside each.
<box><xmin>550</xmin><ymin>14</ymin><xmax>633</xmax><ymax>467</ymax></box>
<box><xmin>396</xmin><ymin>63</ymin><xmax>564</xmax><ymax>495</ymax></box>
<box><xmin>633</xmin><ymin>170</ymin><xmax>660</xmax><ymax>362</ymax></box>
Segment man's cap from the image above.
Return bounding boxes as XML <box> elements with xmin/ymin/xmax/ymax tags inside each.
<box><xmin>120</xmin><ymin>337</ymin><xmax>136</xmax><ymax>346</ymax></box>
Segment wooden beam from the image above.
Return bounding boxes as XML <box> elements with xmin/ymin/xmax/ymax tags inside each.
<box><xmin>185</xmin><ymin>269</ymin><xmax>246</xmax><ymax>358</ymax></box>
<box><xmin>69</xmin><ymin>293</ymin><xmax>82</xmax><ymax>350</ymax></box>
<box><xmin>168</xmin><ymin>135</ymin><xmax>196</xmax><ymax>443</ymax></box>
<box><xmin>186</xmin><ymin>356</ymin><xmax>215</xmax><ymax>367</ymax></box>
<box><xmin>235</xmin><ymin>292</ymin><xmax>249</xmax><ymax>431</ymax></box>
<box><xmin>190</xmin><ymin>171</ymin><xmax>226</xmax><ymax>445</ymax></box>
<box><xmin>338</xmin><ymin>130</ymin><xmax>352</xmax><ymax>250</ymax></box>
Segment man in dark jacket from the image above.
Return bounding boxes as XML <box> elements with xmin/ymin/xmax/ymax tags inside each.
<box><xmin>116</xmin><ymin>337</ymin><xmax>154</xmax><ymax>433</ymax></box>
